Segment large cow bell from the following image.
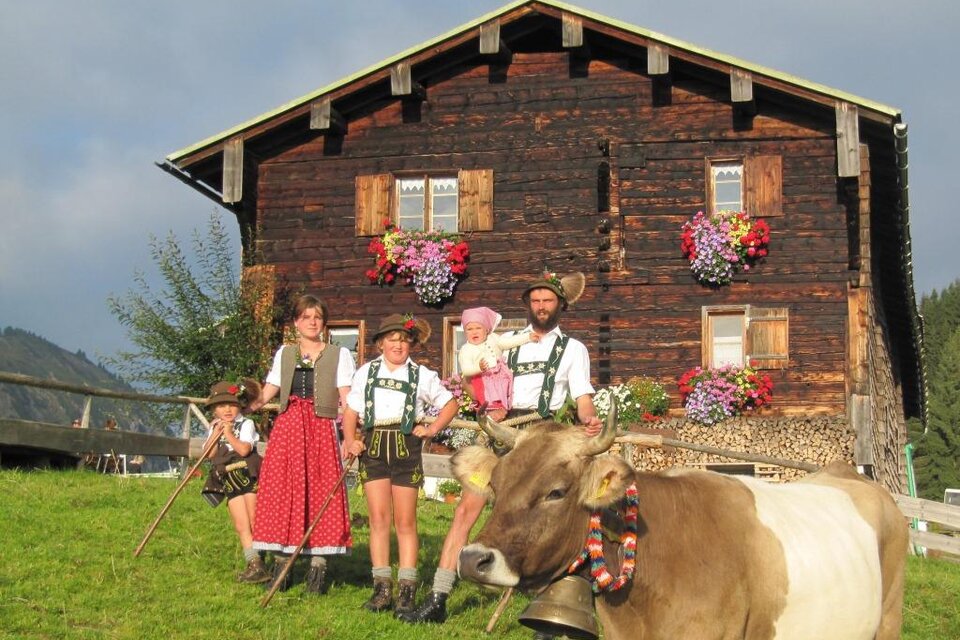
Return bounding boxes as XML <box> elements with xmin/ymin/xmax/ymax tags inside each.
<box><xmin>518</xmin><ymin>575</ymin><xmax>599</xmax><ymax>640</ymax></box>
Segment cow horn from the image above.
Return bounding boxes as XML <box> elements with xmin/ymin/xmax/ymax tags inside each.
<box><xmin>477</xmin><ymin>412</ymin><xmax>518</xmax><ymax>450</ymax></box>
<box><xmin>579</xmin><ymin>397</ymin><xmax>618</xmax><ymax>456</ymax></box>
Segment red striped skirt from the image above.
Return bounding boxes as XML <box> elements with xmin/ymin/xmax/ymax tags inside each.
<box><xmin>252</xmin><ymin>396</ymin><xmax>352</xmax><ymax>555</ymax></box>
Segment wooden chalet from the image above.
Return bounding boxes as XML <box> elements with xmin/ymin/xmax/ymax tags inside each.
<box><xmin>161</xmin><ymin>0</ymin><xmax>923</xmax><ymax>492</ymax></box>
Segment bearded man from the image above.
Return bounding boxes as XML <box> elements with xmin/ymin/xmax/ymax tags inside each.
<box><xmin>399</xmin><ymin>271</ymin><xmax>602</xmax><ymax>625</ymax></box>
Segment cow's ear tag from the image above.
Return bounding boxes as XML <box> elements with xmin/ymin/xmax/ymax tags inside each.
<box><xmin>595</xmin><ymin>476</ymin><xmax>611</xmax><ymax>500</ymax></box>
<box><xmin>469</xmin><ymin>471</ymin><xmax>489</xmax><ymax>490</ymax></box>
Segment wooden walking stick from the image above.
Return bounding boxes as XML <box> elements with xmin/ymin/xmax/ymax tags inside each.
<box><xmin>260</xmin><ymin>454</ymin><xmax>356</xmax><ymax>608</ymax></box>
<box><xmin>133</xmin><ymin>430</ymin><xmax>220</xmax><ymax>557</ymax></box>
<box><xmin>485</xmin><ymin>587</ymin><xmax>515</xmax><ymax>633</ymax></box>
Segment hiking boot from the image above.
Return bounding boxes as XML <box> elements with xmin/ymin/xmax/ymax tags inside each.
<box><xmin>265</xmin><ymin>557</ymin><xmax>293</xmax><ymax>592</ymax></box>
<box><xmin>393</xmin><ymin>579</ymin><xmax>417</xmax><ymax>618</ymax></box>
<box><xmin>397</xmin><ymin>590</ymin><xmax>447</xmax><ymax>623</ymax></box>
<box><xmin>237</xmin><ymin>557</ymin><xmax>271</xmax><ymax>584</ymax></box>
<box><xmin>305</xmin><ymin>563</ymin><xmax>327</xmax><ymax>594</ymax></box>
<box><xmin>363</xmin><ymin>577</ymin><xmax>393</xmax><ymax>612</ymax></box>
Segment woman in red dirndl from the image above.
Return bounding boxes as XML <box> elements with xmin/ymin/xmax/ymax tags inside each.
<box><xmin>246</xmin><ymin>294</ymin><xmax>357</xmax><ymax>593</ymax></box>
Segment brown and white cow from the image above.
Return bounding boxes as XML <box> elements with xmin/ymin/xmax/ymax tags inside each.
<box><xmin>455</xmin><ymin>414</ymin><xmax>907</xmax><ymax>640</ymax></box>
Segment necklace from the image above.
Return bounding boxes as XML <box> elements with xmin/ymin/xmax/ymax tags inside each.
<box><xmin>567</xmin><ymin>482</ymin><xmax>638</xmax><ymax>593</ymax></box>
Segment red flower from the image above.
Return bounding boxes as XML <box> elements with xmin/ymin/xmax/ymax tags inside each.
<box><xmin>403</xmin><ymin>318</ymin><xmax>415</xmax><ymax>330</ymax></box>
<box><xmin>228</xmin><ymin>385</ymin><xmax>239</xmax><ymax>395</ymax></box>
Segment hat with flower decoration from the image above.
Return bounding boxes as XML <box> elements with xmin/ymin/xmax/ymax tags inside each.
<box><xmin>521</xmin><ymin>270</ymin><xmax>586</xmax><ymax>309</ymax></box>
<box><xmin>204</xmin><ymin>378</ymin><xmax>261</xmax><ymax>408</ymax></box>
<box><xmin>373</xmin><ymin>313</ymin><xmax>432</xmax><ymax>345</ymax></box>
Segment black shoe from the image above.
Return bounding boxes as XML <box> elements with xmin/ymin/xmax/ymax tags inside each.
<box><xmin>397</xmin><ymin>591</ymin><xmax>447</xmax><ymax>624</ymax></box>
<box><xmin>363</xmin><ymin>577</ymin><xmax>393</xmax><ymax>612</ymax></box>
<box><xmin>265</xmin><ymin>558</ymin><xmax>292</xmax><ymax>592</ymax></box>
<box><xmin>305</xmin><ymin>563</ymin><xmax>327</xmax><ymax>594</ymax></box>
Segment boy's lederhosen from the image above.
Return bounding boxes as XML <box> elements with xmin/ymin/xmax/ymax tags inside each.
<box><xmin>357</xmin><ymin>360</ymin><xmax>425</xmax><ymax>489</ymax></box>
<box><xmin>201</xmin><ymin>433</ymin><xmax>262</xmax><ymax>507</ymax></box>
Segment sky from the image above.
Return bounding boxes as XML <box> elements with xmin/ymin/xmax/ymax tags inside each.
<box><xmin>1</xmin><ymin>0</ymin><xmax>957</xmax><ymax>364</ymax></box>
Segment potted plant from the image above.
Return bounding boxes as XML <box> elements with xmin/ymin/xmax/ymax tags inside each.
<box><xmin>436</xmin><ymin>479</ymin><xmax>462</xmax><ymax>503</ymax></box>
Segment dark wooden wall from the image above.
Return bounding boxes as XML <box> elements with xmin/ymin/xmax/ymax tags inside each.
<box><xmin>253</xmin><ymin>48</ymin><xmax>857</xmax><ymax>415</ymax></box>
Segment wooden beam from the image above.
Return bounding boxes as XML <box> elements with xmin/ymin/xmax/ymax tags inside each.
<box><xmin>647</xmin><ymin>43</ymin><xmax>669</xmax><ymax>75</ymax></box>
<box><xmin>836</xmin><ymin>102</ymin><xmax>861</xmax><ymax>177</ymax></box>
<box><xmin>479</xmin><ymin>21</ymin><xmax>512</xmax><ymax>62</ymax></box>
<box><xmin>561</xmin><ymin>12</ymin><xmax>583</xmax><ymax>48</ymax></box>
<box><xmin>309</xmin><ymin>98</ymin><xmax>346</xmax><ymax>134</ymax></box>
<box><xmin>222</xmin><ymin>136</ymin><xmax>243</xmax><ymax>204</ymax></box>
<box><xmin>730</xmin><ymin>68</ymin><xmax>753</xmax><ymax>103</ymax></box>
<box><xmin>850</xmin><ymin>393</ymin><xmax>874</xmax><ymax>466</ymax></box>
<box><xmin>390</xmin><ymin>62</ymin><xmax>426</xmax><ymax>100</ymax></box>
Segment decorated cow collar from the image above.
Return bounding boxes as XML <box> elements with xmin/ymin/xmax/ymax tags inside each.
<box><xmin>567</xmin><ymin>482</ymin><xmax>639</xmax><ymax>593</ymax></box>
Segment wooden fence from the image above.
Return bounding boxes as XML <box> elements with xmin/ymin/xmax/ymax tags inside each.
<box><xmin>0</xmin><ymin>371</ymin><xmax>213</xmax><ymax>464</ymax></box>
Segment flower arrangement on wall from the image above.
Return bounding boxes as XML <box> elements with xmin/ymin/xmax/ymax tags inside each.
<box><xmin>677</xmin><ymin>364</ymin><xmax>773</xmax><ymax>425</ymax></box>
<box><xmin>366</xmin><ymin>222</ymin><xmax>470</xmax><ymax>306</ymax></box>
<box><xmin>680</xmin><ymin>210</ymin><xmax>770</xmax><ymax>286</ymax></box>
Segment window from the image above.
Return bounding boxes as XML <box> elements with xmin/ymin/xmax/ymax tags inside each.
<box><xmin>442</xmin><ymin>316</ymin><xmax>527</xmax><ymax>379</ymax></box>
<box><xmin>398</xmin><ymin>176</ymin><xmax>459</xmax><ymax>232</ymax></box>
<box><xmin>705</xmin><ymin>155</ymin><xmax>783</xmax><ymax>217</ymax></box>
<box><xmin>356</xmin><ymin>169</ymin><xmax>494</xmax><ymax>236</ymax></box>
<box><xmin>702</xmin><ymin>306</ymin><xmax>789</xmax><ymax>369</ymax></box>
<box><xmin>710</xmin><ymin>161</ymin><xmax>743</xmax><ymax>213</ymax></box>
<box><xmin>327</xmin><ymin>320</ymin><xmax>365</xmax><ymax>365</ymax></box>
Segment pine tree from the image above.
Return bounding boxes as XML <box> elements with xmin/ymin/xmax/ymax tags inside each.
<box><xmin>919</xmin><ymin>279</ymin><xmax>960</xmax><ymax>377</ymax></box>
<box><xmin>911</xmin><ymin>327</ymin><xmax>960</xmax><ymax>500</ymax></box>
<box><xmin>105</xmin><ymin>214</ymin><xmax>285</xmax><ymax>403</ymax></box>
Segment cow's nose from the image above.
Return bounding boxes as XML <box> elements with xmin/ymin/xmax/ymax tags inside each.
<box><xmin>458</xmin><ymin>544</ymin><xmax>495</xmax><ymax>580</ymax></box>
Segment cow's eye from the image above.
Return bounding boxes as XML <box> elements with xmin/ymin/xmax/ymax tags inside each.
<box><xmin>545</xmin><ymin>488</ymin><xmax>566</xmax><ymax>501</ymax></box>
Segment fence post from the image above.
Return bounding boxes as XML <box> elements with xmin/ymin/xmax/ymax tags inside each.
<box><xmin>81</xmin><ymin>396</ymin><xmax>93</xmax><ymax>428</ymax></box>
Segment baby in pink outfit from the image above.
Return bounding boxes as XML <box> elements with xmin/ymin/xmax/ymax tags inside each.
<box><xmin>458</xmin><ymin>306</ymin><xmax>538</xmax><ymax>411</ymax></box>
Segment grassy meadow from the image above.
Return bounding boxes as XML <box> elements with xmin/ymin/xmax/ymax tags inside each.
<box><xmin>0</xmin><ymin>469</ymin><xmax>957</xmax><ymax>639</ymax></box>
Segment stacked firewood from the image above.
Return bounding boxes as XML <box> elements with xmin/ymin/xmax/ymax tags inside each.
<box><xmin>625</xmin><ymin>416</ymin><xmax>854</xmax><ymax>482</ymax></box>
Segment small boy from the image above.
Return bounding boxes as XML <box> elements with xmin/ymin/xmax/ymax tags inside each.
<box><xmin>200</xmin><ymin>380</ymin><xmax>270</xmax><ymax>583</ymax></box>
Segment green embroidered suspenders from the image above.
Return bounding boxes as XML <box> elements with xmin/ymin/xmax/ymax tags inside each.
<box><xmin>362</xmin><ymin>360</ymin><xmax>420</xmax><ymax>434</ymax></box>
<box><xmin>507</xmin><ymin>335</ymin><xmax>569</xmax><ymax>417</ymax></box>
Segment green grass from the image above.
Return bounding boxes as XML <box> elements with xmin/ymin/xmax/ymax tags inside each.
<box><xmin>0</xmin><ymin>470</ymin><xmax>957</xmax><ymax>639</ymax></box>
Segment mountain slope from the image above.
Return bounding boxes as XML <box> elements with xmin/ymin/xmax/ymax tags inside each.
<box><xmin>0</xmin><ymin>327</ymin><xmax>150</xmax><ymax>431</ymax></box>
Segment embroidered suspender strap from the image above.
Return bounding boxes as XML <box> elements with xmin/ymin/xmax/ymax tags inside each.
<box><xmin>538</xmin><ymin>336</ymin><xmax>568</xmax><ymax>417</ymax></box>
<box><xmin>506</xmin><ymin>335</ymin><xmax>569</xmax><ymax>418</ymax></box>
<box><xmin>363</xmin><ymin>361</ymin><xmax>420</xmax><ymax>434</ymax></box>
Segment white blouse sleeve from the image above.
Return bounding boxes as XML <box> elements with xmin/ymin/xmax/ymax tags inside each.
<box><xmin>418</xmin><ymin>366</ymin><xmax>454</xmax><ymax>410</ymax></box>
<box><xmin>264</xmin><ymin>346</ymin><xmax>285</xmax><ymax>387</ymax></box>
<box><xmin>564</xmin><ymin>338</ymin><xmax>596</xmax><ymax>400</ymax></box>
<box><xmin>346</xmin><ymin>364</ymin><xmax>368</xmax><ymax>414</ymax></box>
<box><xmin>237</xmin><ymin>417</ymin><xmax>259</xmax><ymax>446</ymax></box>
<box><xmin>336</xmin><ymin>347</ymin><xmax>357</xmax><ymax>387</ymax></box>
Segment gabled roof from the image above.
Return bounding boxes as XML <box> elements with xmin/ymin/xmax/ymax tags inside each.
<box><xmin>166</xmin><ymin>0</ymin><xmax>900</xmax><ymax>167</ymax></box>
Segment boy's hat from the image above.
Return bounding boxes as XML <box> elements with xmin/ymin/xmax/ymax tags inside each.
<box><xmin>205</xmin><ymin>378</ymin><xmax>260</xmax><ymax>408</ymax></box>
<box><xmin>521</xmin><ymin>271</ymin><xmax>586</xmax><ymax>309</ymax></box>
<box><xmin>373</xmin><ymin>313</ymin><xmax>431</xmax><ymax>345</ymax></box>
<box><xmin>461</xmin><ymin>307</ymin><xmax>502</xmax><ymax>333</ymax></box>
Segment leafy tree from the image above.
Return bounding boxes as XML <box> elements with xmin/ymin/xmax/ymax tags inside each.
<box><xmin>105</xmin><ymin>214</ymin><xmax>285</xmax><ymax>401</ymax></box>
<box><xmin>911</xmin><ymin>327</ymin><xmax>960</xmax><ymax>500</ymax></box>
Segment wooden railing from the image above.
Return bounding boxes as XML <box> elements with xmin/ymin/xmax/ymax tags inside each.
<box><xmin>894</xmin><ymin>494</ymin><xmax>960</xmax><ymax>556</ymax></box>
<box><xmin>0</xmin><ymin>371</ymin><xmax>213</xmax><ymax>460</ymax></box>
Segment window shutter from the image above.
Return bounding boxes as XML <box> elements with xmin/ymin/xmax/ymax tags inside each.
<box><xmin>745</xmin><ymin>306</ymin><xmax>789</xmax><ymax>369</ymax></box>
<box><xmin>744</xmin><ymin>155</ymin><xmax>783</xmax><ymax>217</ymax></box>
<box><xmin>458</xmin><ymin>169</ymin><xmax>494</xmax><ymax>231</ymax></box>
<box><xmin>355</xmin><ymin>173</ymin><xmax>394</xmax><ymax>236</ymax></box>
